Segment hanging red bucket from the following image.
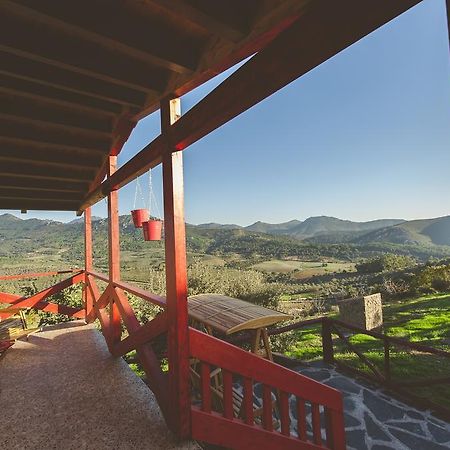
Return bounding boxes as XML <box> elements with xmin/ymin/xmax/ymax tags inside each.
<box><xmin>143</xmin><ymin>220</ymin><xmax>163</xmax><ymax>241</ymax></box>
<box><xmin>131</xmin><ymin>209</ymin><xmax>149</xmax><ymax>228</ymax></box>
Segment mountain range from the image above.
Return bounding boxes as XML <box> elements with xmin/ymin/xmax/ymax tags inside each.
<box><xmin>1</xmin><ymin>213</ymin><xmax>450</xmax><ymax>248</ymax></box>
<box><xmin>196</xmin><ymin>215</ymin><xmax>450</xmax><ymax>247</ymax></box>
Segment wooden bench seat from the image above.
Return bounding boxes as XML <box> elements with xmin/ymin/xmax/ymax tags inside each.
<box><xmin>0</xmin><ymin>308</ymin><xmax>38</xmax><ymax>341</ymax></box>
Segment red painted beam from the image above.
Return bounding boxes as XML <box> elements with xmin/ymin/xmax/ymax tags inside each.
<box><xmin>85</xmin><ymin>282</ymin><xmax>112</xmax><ymax>323</ymax></box>
<box><xmin>84</xmin><ymin>207</ymin><xmax>93</xmax><ymax>320</ymax></box>
<box><xmin>7</xmin><ymin>272</ymin><xmax>85</xmax><ymax>310</ymax></box>
<box><xmin>107</xmin><ymin>155</ymin><xmax>122</xmax><ymax>345</ymax></box>
<box><xmin>0</xmin><ymin>290</ymin><xmax>84</xmax><ymax>319</ymax></box>
<box><xmin>111</xmin><ymin>311</ymin><xmax>168</xmax><ymax>357</ymax></box>
<box><xmin>79</xmin><ymin>0</ymin><xmax>422</xmax><ymax>212</ymax></box>
<box><xmin>113</xmin><ymin>280</ymin><xmax>166</xmax><ymax>309</ymax></box>
<box><xmin>189</xmin><ymin>328</ymin><xmax>343</xmax><ymax>409</ymax></box>
<box><xmin>111</xmin><ymin>287</ymin><xmax>169</xmax><ymax>419</ymax></box>
<box><xmin>191</xmin><ymin>409</ymin><xmax>325</xmax><ymax>450</ymax></box>
<box><xmin>0</xmin><ymin>269</ymin><xmax>80</xmax><ymax>281</ymax></box>
<box><xmin>161</xmin><ymin>97</ymin><xmax>191</xmax><ymax>439</ymax></box>
<box><xmin>86</xmin><ymin>270</ymin><xmax>167</xmax><ymax>308</ymax></box>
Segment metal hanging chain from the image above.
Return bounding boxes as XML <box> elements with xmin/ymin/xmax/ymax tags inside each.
<box><xmin>133</xmin><ymin>177</ymin><xmax>139</xmax><ymax>209</ymax></box>
<box><xmin>148</xmin><ymin>169</ymin><xmax>162</xmax><ymax>220</ymax></box>
<box><xmin>148</xmin><ymin>169</ymin><xmax>152</xmax><ymax>212</ymax></box>
<box><xmin>133</xmin><ymin>175</ymin><xmax>146</xmax><ymax>210</ymax></box>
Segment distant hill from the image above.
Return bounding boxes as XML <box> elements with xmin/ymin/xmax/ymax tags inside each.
<box><xmin>196</xmin><ymin>222</ymin><xmax>243</xmax><ymax>230</ymax></box>
<box><xmin>284</xmin><ymin>216</ymin><xmax>405</xmax><ymax>240</ymax></box>
<box><xmin>354</xmin><ymin>216</ymin><xmax>450</xmax><ymax>246</ymax></box>
<box><xmin>69</xmin><ymin>216</ymin><xmax>102</xmax><ymax>225</ymax></box>
<box><xmin>1</xmin><ymin>213</ymin><xmax>450</xmax><ymax>264</ymax></box>
<box><xmin>244</xmin><ymin>220</ymin><xmax>302</xmax><ymax>234</ymax></box>
<box><xmin>196</xmin><ymin>216</ymin><xmax>405</xmax><ymax>240</ymax></box>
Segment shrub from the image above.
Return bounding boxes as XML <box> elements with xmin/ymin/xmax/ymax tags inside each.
<box><xmin>188</xmin><ymin>261</ymin><xmax>284</xmax><ymax>308</ymax></box>
<box><xmin>356</xmin><ymin>254</ymin><xmax>416</xmax><ymax>274</ymax></box>
<box><xmin>411</xmin><ymin>265</ymin><xmax>450</xmax><ymax>294</ymax></box>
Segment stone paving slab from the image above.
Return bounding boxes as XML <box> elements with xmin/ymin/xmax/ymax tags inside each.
<box><xmin>294</xmin><ymin>362</ymin><xmax>450</xmax><ymax>450</ymax></box>
<box><xmin>0</xmin><ymin>321</ymin><xmax>200</xmax><ymax>450</ymax></box>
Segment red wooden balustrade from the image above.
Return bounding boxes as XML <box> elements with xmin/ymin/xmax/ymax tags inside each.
<box><xmin>0</xmin><ymin>267</ymin><xmax>348</xmax><ymax>448</ymax></box>
<box><xmin>85</xmin><ymin>270</ymin><xmax>346</xmax><ymax>449</ymax></box>
<box><xmin>189</xmin><ymin>328</ymin><xmax>346</xmax><ymax>450</ymax></box>
<box><xmin>0</xmin><ymin>270</ymin><xmax>85</xmax><ymax>319</ymax></box>
<box><xmin>84</xmin><ymin>270</ymin><xmax>170</xmax><ymax>420</ymax></box>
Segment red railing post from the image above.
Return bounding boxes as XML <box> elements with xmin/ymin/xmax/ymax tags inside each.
<box><xmin>161</xmin><ymin>95</ymin><xmax>191</xmax><ymax>439</ymax></box>
<box><xmin>108</xmin><ymin>155</ymin><xmax>122</xmax><ymax>345</ymax></box>
<box><xmin>84</xmin><ymin>207</ymin><xmax>94</xmax><ymax>321</ymax></box>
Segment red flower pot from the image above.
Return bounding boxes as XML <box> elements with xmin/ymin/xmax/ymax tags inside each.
<box><xmin>142</xmin><ymin>220</ymin><xmax>163</xmax><ymax>241</ymax></box>
<box><xmin>131</xmin><ymin>209</ymin><xmax>149</xmax><ymax>228</ymax></box>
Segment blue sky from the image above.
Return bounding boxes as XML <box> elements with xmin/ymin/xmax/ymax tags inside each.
<box><xmin>3</xmin><ymin>0</ymin><xmax>450</xmax><ymax>225</ymax></box>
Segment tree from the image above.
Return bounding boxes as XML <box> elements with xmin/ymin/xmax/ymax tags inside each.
<box><xmin>356</xmin><ymin>254</ymin><xmax>415</xmax><ymax>274</ymax></box>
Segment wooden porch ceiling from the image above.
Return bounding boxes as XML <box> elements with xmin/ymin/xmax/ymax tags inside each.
<box><xmin>0</xmin><ymin>0</ymin><xmax>424</xmax><ymax>212</ymax></box>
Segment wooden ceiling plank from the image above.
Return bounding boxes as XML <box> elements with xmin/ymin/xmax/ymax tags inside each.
<box><xmin>0</xmin><ymin>52</ymin><xmax>147</xmax><ymax>108</ymax></box>
<box><xmin>0</xmin><ymin>74</ymin><xmax>126</xmax><ymax>117</ymax></box>
<box><xmin>0</xmin><ymin>118</ymin><xmax>111</xmax><ymax>153</ymax></box>
<box><xmin>0</xmin><ymin>188</ymin><xmax>82</xmax><ymax>203</ymax></box>
<box><xmin>7</xmin><ymin>0</ymin><xmax>198</xmax><ymax>74</ymax></box>
<box><xmin>0</xmin><ymin>162</ymin><xmax>96</xmax><ymax>183</ymax></box>
<box><xmin>0</xmin><ymin>113</ymin><xmax>112</xmax><ymax>142</ymax></box>
<box><xmin>0</xmin><ymin>198</ymin><xmax>79</xmax><ymax>211</ymax></box>
<box><xmin>0</xmin><ymin>148</ymin><xmax>102</xmax><ymax>171</ymax></box>
<box><xmin>0</xmin><ymin>137</ymin><xmax>106</xmax><ymax>159</ymax></box>
<box><xmin>147</xmin><ymin>0</ymin><xmax>245</xmax><ymax>42</ymax></box>
<box><xmin>0</xmin><ymin>176</ymin><xmax>88</xmax><ymax>194</ymax></box>
<box><xmin>0</xmin><ymin>93</ymin><xmax>113</xmax><ymax>133</ymax></box>
<box><xmin>0</xmin><ymin>5</ymin><xmax>167</xmax><ymax>93</ymax></box>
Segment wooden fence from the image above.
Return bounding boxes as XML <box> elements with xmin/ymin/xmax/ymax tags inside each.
<box><xmin>256</xmin><ymin>317</ymin><xmax>450</xmax><ymax>421</ymax></box>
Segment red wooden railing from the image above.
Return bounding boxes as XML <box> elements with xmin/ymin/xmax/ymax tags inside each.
<box><xmin>0</xmin><ymin>270</ymin><xmax>85</xmax><ymax>319</ymax></box>
<box><xmin>84</xmin><ymin>270</ymin><xmax>171</xmax><ymax>422</ymax></box>
<box><xmin>85</xmin><ymin>270</ymin><xmax>346</xmax><ymax>449</ymax></box>
<box><xmin>190</xmin><ymin>328</ymin><xmax>346</xmax><ymax>450</ymax></box>
<box><xmin>0</xmin><ymin>268</ymin><xmax>347</xmax><ymax>448</ymax></box>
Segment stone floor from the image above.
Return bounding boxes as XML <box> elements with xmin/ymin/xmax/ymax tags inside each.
<box><xmin>295</xmin><ymin>362</ymin><xmax>450</xmax><ymax>450</ymax></box>
<box><xmin>0</xmin><ymin>321</ymin><xmax>200</xmax><ymax>450</ymax></box>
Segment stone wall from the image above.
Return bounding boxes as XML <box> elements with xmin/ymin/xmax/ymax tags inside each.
<box><xmin>338</xmin><ymin>293</ymin><xmax>383</xmax><ymax>330</ymax></box>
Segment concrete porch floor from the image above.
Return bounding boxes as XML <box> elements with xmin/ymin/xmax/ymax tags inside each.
<box><xmin>0</xmin><ymin>321</ymin><xmax>200</xmax><ymax>450</ymax></box>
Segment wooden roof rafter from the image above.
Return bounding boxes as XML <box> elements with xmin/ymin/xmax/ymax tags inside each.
<box><xmin>0</xmin><ymin>93</ymin><xmax>113</xmax><ymax>133</ymax></box>
<box><xmin>0</xmin><ymin>0</ymin><xmax>425</xmax><ymax>212</ymax></box>
<box><xmin>4</xmin><ymin>0</ymin><xmax>203</xmax><ymax>74</ymax></box>
<box><xmin>0</xmin><ymin>147</ymin><xmax>103</xmax><ymax>171</ymax></box>
<box><xmin>145</xmin><ymin>0</ymin><xmax>248</xmax><ymax>43</ymax></box>
<box><xmin>79</xmin><ymin>0</ymin><xmax>423</xmax><ymax>213</ymax></box>
<box><xmin>0</xmin><ymin>52</ymin><xmax>148</xmax><ymax>109</ymax></box>
<box><xmin>0</xmin><ymin>176</ymin><xmax>89</xmax><ymax>194</ymax></box>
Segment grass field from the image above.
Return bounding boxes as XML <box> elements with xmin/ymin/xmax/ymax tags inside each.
<box><xmin>283</xmin><ymin>293</ymin><xmax>450</xmax><ymax>409</ymax></box>
<box><xmin>251</xmin><ymin>259</ymin><xmax>355</xmax><ymax>277</ymax></box>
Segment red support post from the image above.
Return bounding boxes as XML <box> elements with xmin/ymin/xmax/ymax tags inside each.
<box><xmin>84</xmin><ymin>207</ymin><xmax>94</xmax><ymax>320</ymax></box>
<box><xmin>161</xmin><ymin>96</ymin><xmax>191</xmax><ymax>439</ymax></box>
<box><xmin>108</xmin><ymin>155</ymin><xmax>122</xmax><ymax>346</ymax></box>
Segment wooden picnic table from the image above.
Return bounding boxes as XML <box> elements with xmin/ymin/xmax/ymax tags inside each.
<box><xmin>188</xmin><ymin>293</ymin><xmax>292</xmax><ymax>361</ymax></box>
<box><xmin>188</xmin><ymin>294</ymin><xmax>292</xmax><ymax>421</ymax></box>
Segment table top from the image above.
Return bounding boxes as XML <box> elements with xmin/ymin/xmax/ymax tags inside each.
<box><xmin>188</xmin><ymin>293</ymin><xmax>292</xmax><ymax>335</ymax></box>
